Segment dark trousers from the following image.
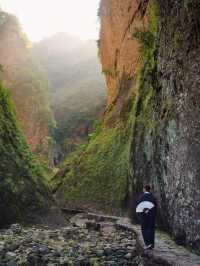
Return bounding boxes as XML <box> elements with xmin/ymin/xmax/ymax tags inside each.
<box><xmin>141</xmin><ymin>225</ymin><xmax>155</xmax><ymax>247</ymax></box>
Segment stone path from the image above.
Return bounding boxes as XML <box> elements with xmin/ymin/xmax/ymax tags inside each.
<box><xmin>66</xmin><ymin>211</ymin><xmax>200</xmax><ymax>266</ymax></box>
<box><xmin>85</xmin><ymin>213</ymin><xmax>200</xmax><ymax>266</ymax></box>
<box><xmin>0</xmin><ymin>211</ymin><xmax>199</xmax><ymax>265</ymax></box>
<box><xmin>116</xmin><ymin>217</ymin><xmax>200</xmax><ymax>266</ymax></box>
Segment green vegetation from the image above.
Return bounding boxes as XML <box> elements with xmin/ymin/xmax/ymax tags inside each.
<box><xmin>52</xmin><ymin>1</ymin><xmax>161</xmax><ymax>212</ymax></box>
<box><xmin>0</xmin><ymin>11</ymin><xmax>54</xmax><ymax>163</ymax></box>
<box><xmin>53</xmin><ymin>121</ymin><xmax>132</xmax><ymax>212</ymax></box>
<box><xmin>0</xmin><ymin>82</ymin><xmax>50</xmax><ymax>226</ymax></box>
<box><xmin>133</xmin><ymin>0</ymin><xmax>175</xmax><ymax>132</ymax></box>
<box><xmin>10</xmin><ymin>61</ymin><xmax>55</xmax><ymax>164</ymax></box>
<box><xmin>12</xmin><ymin>62</ymin><xmax>54</xmax><ymax>126</ymax></box>
<box><xmin>133</xmin><ymin>29</ymin><xmax>155</xmax><ymax>55</ymax></box>
<box><xmin>133</xmin><ymin>0</ymin><xmax>159</xmax><ymax>130</ymax></box>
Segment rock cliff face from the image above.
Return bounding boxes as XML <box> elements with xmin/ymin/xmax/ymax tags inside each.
<box><xmin>99</xmin><ymin>0</ymin><xmax>200</xmax><ymax>249</ymax></box>
<box><xmin>99</xmin><ymin>0</ymin><xmax>148</xmax><ymax>112</ymax></box>
<box><xmin>0</xmin><ymin>12</ymin><xmax>53</xmax><ymax>161</ymax></box>
<box><xmin>0</xmin><ymin>83</ymin><xmax>51</xmax><ymax>227</ymax></box>
<box><xmin>52</xmin><ymin>0</ymin><xmax>200</xmax><ymax>250</ymax></box>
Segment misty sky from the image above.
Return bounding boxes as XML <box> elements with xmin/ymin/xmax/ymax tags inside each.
<box><xmin>1</xmin><ymin>0</ymin><xmax>100</xmax><ymax>42</ymax></box>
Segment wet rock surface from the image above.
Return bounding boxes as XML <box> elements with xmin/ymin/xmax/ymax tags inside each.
<box><xmin>0</xmin><ymin>217</ymin><xmax>142</xmax><ymax>266</ymax></box>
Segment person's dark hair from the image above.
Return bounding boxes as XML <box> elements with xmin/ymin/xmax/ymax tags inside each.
<box><xmin>144</xmin><ymin>184</ymin><xmax>151</xmax><ymax>192</ymax></box>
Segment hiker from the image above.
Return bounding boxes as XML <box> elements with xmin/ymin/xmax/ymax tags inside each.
<box><xmin>136</xmin><ymin>184</ymin><xmax>157</xmax><ymax>250</ymax></box>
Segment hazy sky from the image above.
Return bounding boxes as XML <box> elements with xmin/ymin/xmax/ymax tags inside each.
<box><xmin>1</xmin><ymin>0</ymin><xmax>100</xmax><ymax>42</ymax></box>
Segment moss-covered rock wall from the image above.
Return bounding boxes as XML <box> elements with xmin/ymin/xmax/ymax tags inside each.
<box><xmin>0</xmin><ymin>83</ymin><xmax>51</xmax><ymax>227</ymax></box>
<box><xmin>130</xmin><ymin>0</ymin><xmax>200</xmax><ymax>249</ymax></box>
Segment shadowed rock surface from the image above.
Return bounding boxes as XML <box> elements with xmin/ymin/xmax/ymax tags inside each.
<box><xmin>129</xmin><ymin>0</ymin><xmax>200</xmax><ymax>248</ymax></box>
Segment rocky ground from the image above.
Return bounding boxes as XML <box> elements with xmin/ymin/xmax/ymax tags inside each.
<box><xmin>0</xmin><ymin>214</ymin><xmax>143</xmax><ymax>266</ymax></box>
<box><xmin>1</xmin><ymin>212</ymin><xmax>199</xmax><ymax>266</ymax></box>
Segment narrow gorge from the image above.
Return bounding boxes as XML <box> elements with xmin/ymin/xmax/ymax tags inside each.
<box><xmin>0</xmin><ymin>0</ymin><xmax>200</xmax><ymax>265</ymax></box>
